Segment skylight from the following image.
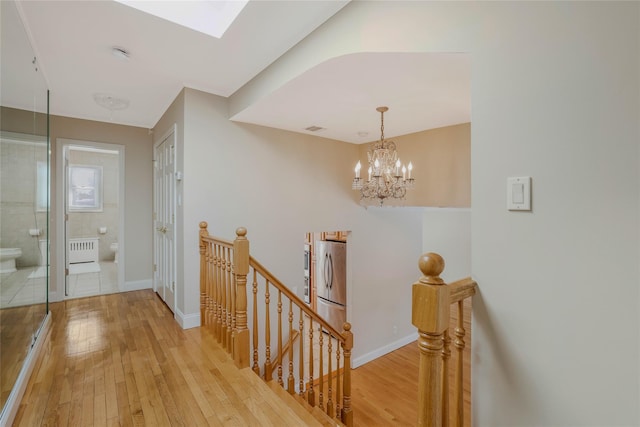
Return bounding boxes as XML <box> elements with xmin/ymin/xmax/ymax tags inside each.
<box><xmin>115</xmin><ymin>0</ymin><xmax>248</xmax><ymax>39</ymax></box>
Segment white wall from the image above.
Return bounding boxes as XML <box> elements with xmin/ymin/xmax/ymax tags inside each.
<box><xmin>422</xmin><ymin>208</ymin><xmax>471</xmax><ymax>283</ymax></box>
<box><xmin>229</xmin><ymin>1</ymin><xmax>640</xmax><ymax>425</ymax></box>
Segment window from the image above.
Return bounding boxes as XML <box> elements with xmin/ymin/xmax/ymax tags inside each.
<box><xmin>68</xmin><ymin>165</ymin><xmax>102</xmax><ymax>212</ymax></box>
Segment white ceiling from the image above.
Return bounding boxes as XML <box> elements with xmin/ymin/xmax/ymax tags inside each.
<box><xmin>12</xmin><ymin>0</ymin><xmax>470</xmax><ymax>144</ymax></box>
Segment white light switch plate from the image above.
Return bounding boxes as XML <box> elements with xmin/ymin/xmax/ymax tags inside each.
<box><xmin>507</xmin><ymin>176</ymin><xmax>531</xmax><ymax>211</ymax></box>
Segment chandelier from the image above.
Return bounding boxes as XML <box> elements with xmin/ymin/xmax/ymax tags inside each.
<box><xmin>352</xmin><ymin>106</ymin><xmax>414</xmax><ymax>205</ymax></box>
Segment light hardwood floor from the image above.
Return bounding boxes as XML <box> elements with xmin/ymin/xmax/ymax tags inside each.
<box><xmin>14</xmin><ymin>290</ymin><xmax>323</xmax><ymax>426</ymax></box>
<box><xmin>15</xmin><ymin>289</ymin><xmax>471</xmax><ymax>426</ymax></box>
<box><xmin>350</xmin><ymin>297</ymin><xmax>472</xmax><ymax>426</ymax></box>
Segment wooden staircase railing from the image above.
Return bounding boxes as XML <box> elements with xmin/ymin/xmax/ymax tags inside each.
<box><xmin>412</xmin><ymin>252</ymin><xmax>477</xmax><ymax>427</ymax></box>
<box><xmin>199</xmin><ymin>223</ymin><xmax>353</xmax><ymax>427</ymax></box>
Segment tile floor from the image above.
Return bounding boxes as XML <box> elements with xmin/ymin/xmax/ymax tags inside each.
<box><xmin>0</xmin><ymin>261</ymin><xmax>119</xmax><ymax>308</ymax></box>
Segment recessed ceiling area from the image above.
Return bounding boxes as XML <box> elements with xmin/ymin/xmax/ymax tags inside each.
<box><xmin>13</xmin><ymin>1</ymin><xmax>470</xmax><ymax>143</ymax></box>
<box><xmin>230</xmin><ymin>52</ymin><xmax>471</xmax><ymax>144</ymax></box>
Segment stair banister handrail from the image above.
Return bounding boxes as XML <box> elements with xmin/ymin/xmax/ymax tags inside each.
<box><xmin>199</xmin><ymin>222</ymin><xmax>354</xmax><ymax>426</ymax></box>
<box><xmin>249</xmin><ymin>256</ymin><xmax>347</xmax><ymax>340</ymax></box>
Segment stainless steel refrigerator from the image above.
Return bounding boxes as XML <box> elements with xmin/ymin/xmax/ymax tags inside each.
<box><xmin>315</xmin><ymin>240</ymin><xmax>346</xmax><ymax>332</ymax></box>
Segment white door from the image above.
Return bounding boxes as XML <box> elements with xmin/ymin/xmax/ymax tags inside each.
<box><xmin>153</xmin><ymin>130</ymin><xmax>176</xmax><ymax>312</ymax></box>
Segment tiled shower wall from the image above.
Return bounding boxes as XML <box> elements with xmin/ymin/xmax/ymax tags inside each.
<box><xmin>0</xmin><ymin>139</ymin><xmax>48</xmax><ymax>267</ymax></box>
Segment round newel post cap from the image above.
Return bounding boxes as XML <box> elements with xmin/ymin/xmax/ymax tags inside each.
<box><xmin>199</xmin><ymin>221</ymin><xmax>208</xmax><ymax>229</ymax></box>
<box><xmin>236</xmin><ymin>227</ymin><xmax>247</xmax><ymax>238</ymax></box>
<box><xmin>418</xmin><ymin>252</ymin><xmax>445</xmax><ymax>285</ymax></box>
<box><xmin>342</xmin><ymin>322</ymin><xmax>351</xmax><ymax>332</ymax></box>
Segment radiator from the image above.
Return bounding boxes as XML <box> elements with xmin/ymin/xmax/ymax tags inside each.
<box><xmin>68</xmin><ymin>237</ymin><xmax>99</xmax><ymax>264</ymax></box>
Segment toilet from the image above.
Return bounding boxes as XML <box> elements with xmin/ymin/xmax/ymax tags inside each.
<box><xmin>0</xmin><ymin>248</ymin><xmax>22</xmax><ymax>274</ymax></box>
<box><xmin>110</xmin><ymin>242</ymin><xmax>118</xmax><ymax>263</ymax></box>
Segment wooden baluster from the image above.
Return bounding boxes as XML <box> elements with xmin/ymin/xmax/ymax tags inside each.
<box><xmin>299</xmin><ymin>308</ymin><xmax>304</xmax><ymax>397</ymax></box>
<box><xmin>307</xmin><ymin>319</ymin><xmax>315</xmax><ymax>406</ymax></box>
<box><xmin>217</xmin><ymin>244</ymin><xmax>223</xmax><ymax>341</ymax></box>
<box><xmin>199</xmin><ymin>222</ymin><xmax>208</xmax><ymax>326</ymax></box>
<box><xmin>287</xmin><ymin>299</ymin><xmax>295</xmax><ymax>394</ymax></box>
<box><xmin>264</xmin><ymin>279</ymin><xmax>272</xmax><ymax>381</ymax></box>
<box><xmin>220</xmin><ymin>244</ymin><xmax>228</xmax><ymax>348</ymax></box>
<box><xmin>454</xmin><ymin>300</ymin><xmax>466</xmax><ymax>427</ymax></box>
<box><xmin>327</xmin><ymin>334</ymin><xmax>334</xmax><ymax>418</ymax></box>
<box><xmin>206</xmin><ymin>242</ymin><xmax>212</xmax><ymax>325</ymax></box>
<box><xmin>442</xmin><ymin>329</ymin><xmax>451</xmax><ymax>427</ymax></box>
<box><xmin>318</xmin><ymin>328</ymin><xmax>324</xmax><ymax>410</ymax></box>
<box><xmin>211</xmin><ymin>244</ymin><xmax>216</xmax><ymax>330</ymax></box>
<box><xmin>412</xmin><ymin>253</ymin><xmax>450</xmax><ymax>427</ymax></box>
<box><xmin>233</xmin><ymin>227</ymin><xmax>250</xmax><ymax>369</ymax></box>
<box><xmin>336</xmin><ymin>337</ymin><xmax>341</xmax><ymax>419</ymax></box>
<box><xmin>341</xmin><ymin>323</ymin><xmax>353</xmax><ymax>427</ymax></box>
<box><xmin>252</xmin><ymin>269</ymin><xmax>260</xmax><ymax>375</ymax></box>
<box><xmin>277</xmin><ymin>290</ymin><xmax>284</xmax><ymax>387</ymax></box>
<box><xmin>225</xmin><ymin>248</ymin><xmax>236</xmax><ymax>354</ymax></box>
<box><xmin>206</xmin><ymin>243</ymin><xmax>213</xmax><ymax>326</ymax></box>
<box><xmin>211</xmin><ymin>244</ymin><xmax>216</xmax><ymax>327</ymax></box>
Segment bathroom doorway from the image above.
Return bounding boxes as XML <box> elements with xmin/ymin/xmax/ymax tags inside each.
<box><xmin>56</xmin><ymin>139</ymin><xmax>125</xmax><ymax>300</ymax></box>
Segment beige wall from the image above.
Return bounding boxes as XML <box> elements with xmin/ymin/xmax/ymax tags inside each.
<box><xmin>356</xmin><ymin>123</ymin><xmax>470</xmax><ymax>207</ymax></box>
<box><xmin>50</xmin><ymin>115</ymin><xmax>153</xmax><ymax>295</ymax></box>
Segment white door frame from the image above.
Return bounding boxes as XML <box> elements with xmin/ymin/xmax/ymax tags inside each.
<box><xmin>55</xmin><ymin>138</ymin><xmax>125</xmax><ymax>301</ymax></box>
<box><xmin>153</xmin><ymin>124</ymin><xmax>177</xmax><ymax>312</ymax></box>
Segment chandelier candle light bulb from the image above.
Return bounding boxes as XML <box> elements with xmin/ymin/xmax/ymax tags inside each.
<box><xmin>351</xmin><ymin>106</ymin><xmax>416</xmax><ymax>205</ymax></box>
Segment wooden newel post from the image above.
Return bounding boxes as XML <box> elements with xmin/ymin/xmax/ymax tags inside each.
<box><xmin>233</xmin><ymin>227</ymin><xmax>250</xmax><ymax>368</ymax></box>
<box><xmin>412</xmin><ymin>253</ymin><xmax>449</xmax><ymax>427</ymax></box>
<box><xmin>199</xmin><ymin>222</ymin><xmax>209</xmax><ymax>326</ymax></box>
<box><xmin>341</xmin><ymin>322</ymin><xmax>353</xmax><ymax>427</ymax></box>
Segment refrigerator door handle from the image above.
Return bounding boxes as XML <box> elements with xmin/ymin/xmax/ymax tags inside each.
<box><xmin>323</xmin><ymin>253</ymin><xmax>329</xmax><ymax>288</ymax></box>
<box><xmin>328</xmin><ymin>253</ymin><xmax>333</xmax><ymax>289</ymax></box>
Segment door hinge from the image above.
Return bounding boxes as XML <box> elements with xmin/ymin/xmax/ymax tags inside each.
<box><xmin>65</xmin><ymin>268</ymin><xmax>69</xmax><ymax>276</ymax></box>
<box><xmin>154</xmin><ymin>264</ymin><xmax>157</xmax><ymax>272</ymax></box>
<box><xmin>153</xmin><ymin>212</ymin><xmax>157</xmax><ymax>220</ymax></box>
<box><xmin>65</xmin><ymin>214</ymin><xmax>69</xmax><ymax>221</ymax></box>
<box><xmin>172</xmin><ymin>214</ymin><xmax>175</xmax><ymax>223</ymax></box>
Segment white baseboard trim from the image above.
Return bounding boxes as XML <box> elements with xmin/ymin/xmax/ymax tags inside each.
<box><xmin>176</xmin><ymin>308</ymin><xmax>200</xmax><ymax>329</ymax></box>
<box><xmin>352</xmin><ymin>332</ymin><xmax>418</xmax><ymax>369</ymax></box>
<box><xmin>0</xmin><ymin>312</ymin><xmax>51</xmax><ymax>427</ymax></box>
<box><xmin>123</xmin><ymin>279</ymin><xmax>152</xmax><ymax>292</ymax></box>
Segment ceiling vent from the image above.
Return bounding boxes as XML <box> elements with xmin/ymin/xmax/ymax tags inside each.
<box><xmin>305</xmin><ymin>126</ymin><xmax>325</xmax><ymax>132</ymax></box>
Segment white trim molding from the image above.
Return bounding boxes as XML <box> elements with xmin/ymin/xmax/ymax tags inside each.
<box><xmin>123</xmin><ymin>279</ymin><xmax>152</xmax><ymax>292</ymax></box>
<box><xmin>176</xmin><ymin>308</ymin><xmax>200</xmax><ymax>329</ymax></box>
